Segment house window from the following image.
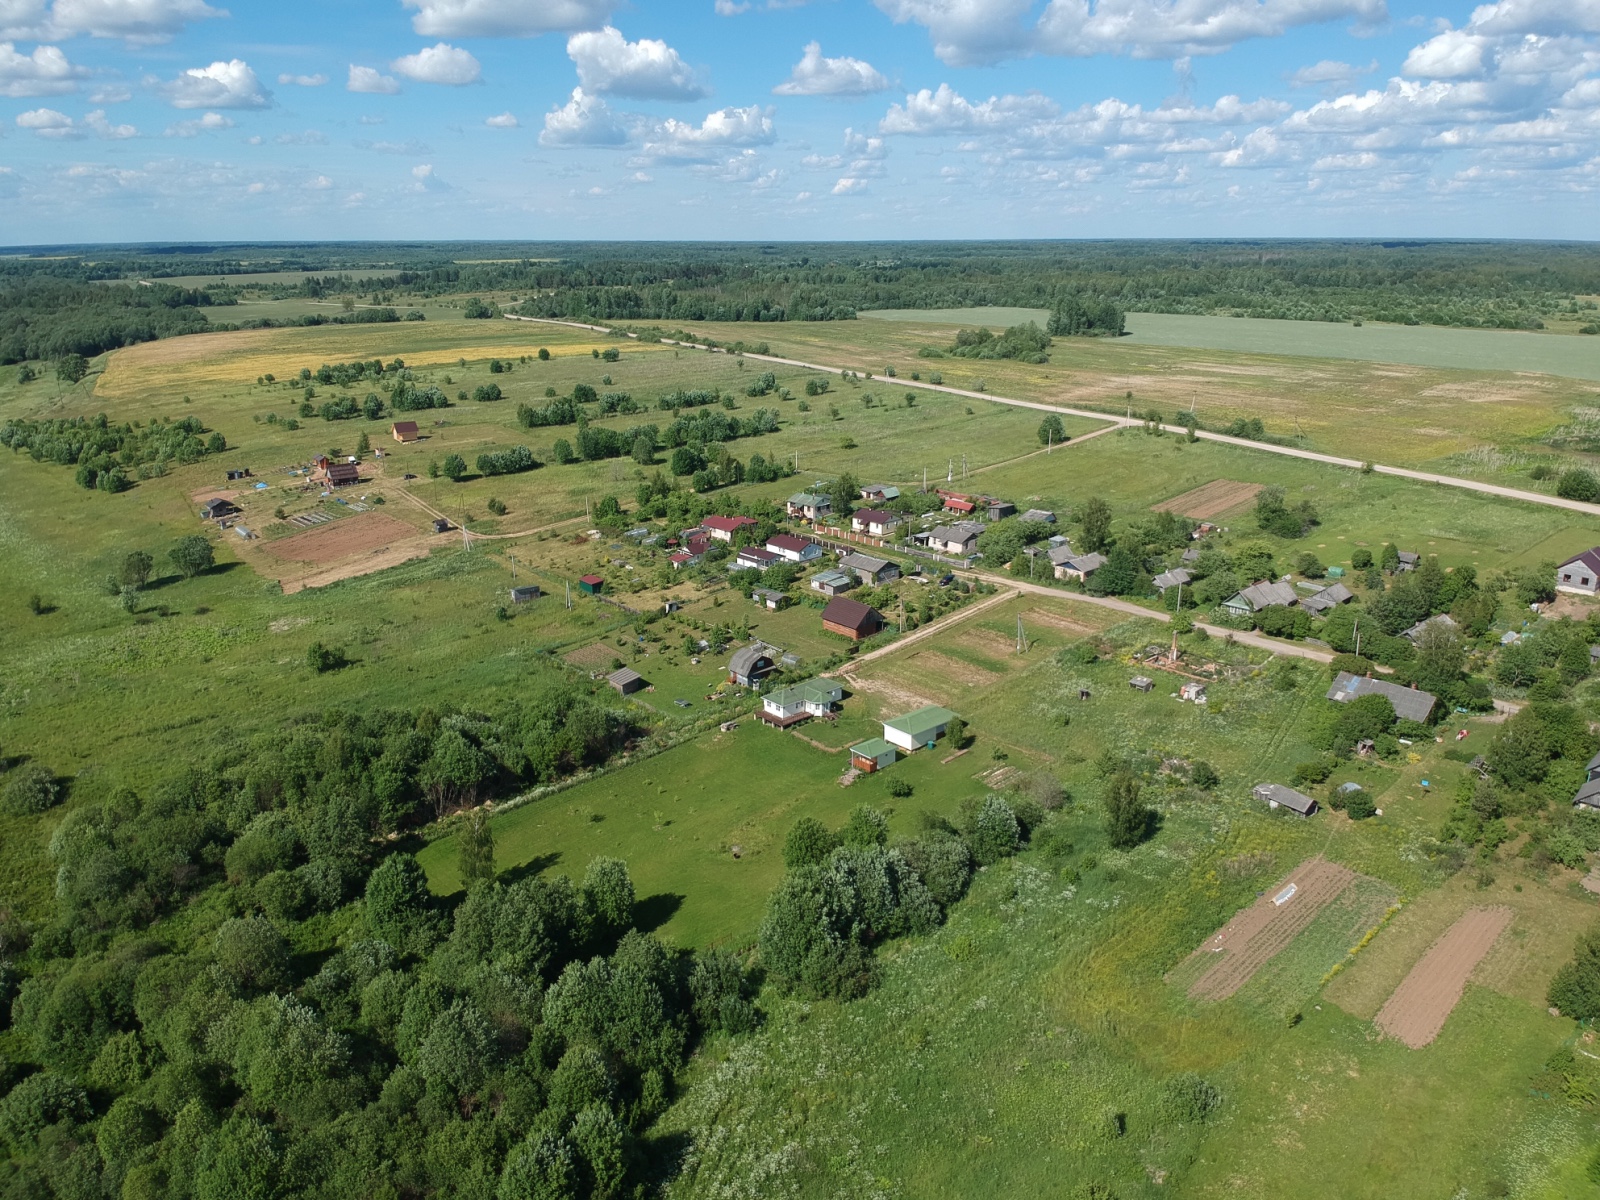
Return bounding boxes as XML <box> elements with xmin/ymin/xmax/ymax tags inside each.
<box><xmin>1564</xmin><ymin>573</ymin><xmax>1573</xmax><ymax>582</ymax></box>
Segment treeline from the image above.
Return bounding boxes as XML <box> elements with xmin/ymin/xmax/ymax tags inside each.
<box><xmin>0</xmin><ymin>414</ymin><xmax>224</xmax><ymax>493</ymax></box>
<box><xmin>0</xmin><ymin>279</ymin><xmax>217</xmax><ymax>363</ymax></box>
<box><xmin>9</xmin><ymin>241</ymin><xmax>1600</xmax><ymax>334</ymax></box>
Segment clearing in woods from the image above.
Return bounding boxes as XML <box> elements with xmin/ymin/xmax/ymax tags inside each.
<box><xmin>1180</xmin><ymin>857</ymin><xmax>1357</xmax><ymax>1001</ymax></box>
<box><xmin>1151</xmin><ymin>478</ymin><xmax>1265</xmax><ymax>519</ymax></box>
<box><xmin>1374</xmin><ymin>906</ymin><xmax>1515</xmax><ymax>1049</ymax></box>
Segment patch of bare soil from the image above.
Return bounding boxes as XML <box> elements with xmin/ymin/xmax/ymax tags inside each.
<box><xmin>1023</xmin><ymin>606</ymin><xmax>1113</xmax><ymax>636</ymax></box>
<box><xmin>912</xmin><ymin>649</ymin><xmax>1003</xmax><ymax>686</ymax></box>
<box><xmin>1374</xmin><ymin>906</ymin><xmax>1513</xmax><ymax>1048</ymax></box>
<box><xmin>1181</xmin><ymin>857</ymin><xmax>1356</xmax><ymax>1002</ymax></box>
<box><xmin>260</xmin><ymin>512</ymin><xmax>419</xmax><ymax>565</ymax></box>
<box><xmin>190</xmin><ymin>486</ymin><xmax>240</xmax><ymax>504</ymax></box>
<box><xmin>564</xmin><ymin>643</ymin><xmax>619</xmax><ymax>670</ymax></box>
<box><xmin>1152</xmin><ymin>479</ymin><xmax>1264</xmax><ymax>520</ymax></box>
<box><xmin>837</xmin><ymin>672</ymin><xmax>939</xmax><ymax>714</ymax></box>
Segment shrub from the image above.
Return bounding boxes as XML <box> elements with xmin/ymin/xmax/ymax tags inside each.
<box><xmin>966</xmin><ymin>796</ymin><xmax>1020</xmax><ymax>865</ymax></box>
<box><xmin>1159</xmin><ymin>1073</ymin><xmax>1221</xmax><ymax>1124</ymax></box>
<box><xmin>1550</xmin><ymin>921</ymin><xmax>1600</xmax><ymax>1019</ymax></box>
<box><xmin>1104</xmin><ymin>772</ymin><xmax>1153</xmax><ymax>849</ymax></box>
<box><xmin>1</xmin><ymin>764</ymin><xmax>61</xmax><ymax>816</ymax></box>
<box><xmin>1557</xmin><ymin>469</ymin><xmax>1600</xmax><ymax>502</ymax></box>
<box><xmin>885</xmin><ymin>776</ymin><xmax>913</xmax><ymax>798</ymax></box>
<box><xmin>783</xmin><ymin>817</ymin><xmax>838</xmax><ymax>870</ymax></box>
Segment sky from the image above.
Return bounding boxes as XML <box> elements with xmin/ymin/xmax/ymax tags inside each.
<box><xmin>0</xmin><ymin>0</ymin><xmax>1597</xmax><ymax>244</ymax></box>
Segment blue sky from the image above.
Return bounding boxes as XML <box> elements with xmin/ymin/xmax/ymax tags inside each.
<box><xmin>1</xmin><ymin>0</ymin><xmax>1597</xmax><ymax>243</ymax></box>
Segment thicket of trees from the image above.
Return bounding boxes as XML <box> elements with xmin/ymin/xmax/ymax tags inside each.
<box><xmin>0</xmin><ymin>279</ymin><xmax>217</xmax><ymax>363</ymax></box>
<box><xmin>0</xmin><ymin>684</ymin><xmax>677</xmax><ymax>1198</ymax></box>
<box><xmin>1</xmin><ymin>414</ymin><xmax>223</xmax><ymax>493</ymax></box>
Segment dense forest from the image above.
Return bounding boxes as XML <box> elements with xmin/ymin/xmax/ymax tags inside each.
<box><xmin>1</xmin><ymin>241</ymin><xmax>1598</xmax><ymax>360</ymax></box>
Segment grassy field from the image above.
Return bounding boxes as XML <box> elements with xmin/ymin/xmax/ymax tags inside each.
<box><xmin>861</xmin><ymin>308</ymin><xmax>1600</xmax><ymax>379</ymax></box>
<box><xmin>8</xmin><ymin>303</ymin><xmax>1600</xmax><ymax>1195</ymax></box>
<box><xmin>677</xmin><ymin>315</ymin><xmax>1600</xmax><ymax>475</ymax></box>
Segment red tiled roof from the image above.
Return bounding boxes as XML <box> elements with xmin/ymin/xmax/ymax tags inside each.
<box><xmin>579</xmin><ymin>574</ymin><xmax>604</xmax><ymax>585</ymax></box>
<box><xmin>703</xmin><ymin>515</ymin><xmax>757</xmax><ymax>532</ymax></box>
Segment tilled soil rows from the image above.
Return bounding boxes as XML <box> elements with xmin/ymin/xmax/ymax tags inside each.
<box><xmin>1184</xmin><ymin>857</ymin><xmax>1356</xmax><ymax>1002</ymax></box>
<box><xmin>261</xmin><ymin>512</ymin><xmax>420</xmax><ymax>564</ymax></box>
<box><xmin>1374</xmin><ymin>906</ymin><xmax>1513</xmax><ymax>1049</ymax></box>
<box><xmin>1152</xmin><ymin>479</ymin><xmax>1264</xmax><ymax>520</ymax></box>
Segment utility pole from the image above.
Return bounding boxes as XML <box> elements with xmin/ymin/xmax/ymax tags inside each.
<box><xmin>1354</xmin><ymin>617</ymin><xmax>1361</xmax><ymax>659</ymax></box>
<box><xmin>1016</xmin><ymin>614</ymin><xmax>1025</xmax><ymax>655</ymax></box>
<box><xmin>565</xmin><ymin>581</ymin><xmax>572</xmax><ymax>610</ymax></box>
<box><xmin>1170</xmin><ymin>581</ymin><xmax>1182</xmax><ymax>662</ymax></box>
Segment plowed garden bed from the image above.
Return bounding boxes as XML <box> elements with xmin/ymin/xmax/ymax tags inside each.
<box><xmin>1152</xmin><ymin>479</ymin><xmax>1264</xmax><ymax>519</ymax></box>
<box><xmin>260</xmin><ymin>512</ymin><xmax>420</xmax><ymax>564</ymax></box>
<box><xmin>1375</xmin><ymin>906</ymin><xmax>1513</xmax><ymax>1048</ymax></box>
<box><xmin>1179</xmin><ymin>857</ymin><xmax>1356</xmax><ymax>1002</ymax></box>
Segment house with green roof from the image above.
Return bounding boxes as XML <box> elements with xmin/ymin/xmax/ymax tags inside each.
<box><xmin>882</xmin><ymin>705</ymin><xmax>958</xmax><ymax>752</ymax></box>
<box><xmin>759</xmin><ymin>679</ymin><xmax>844</xmax><ymax>727</ymax></box>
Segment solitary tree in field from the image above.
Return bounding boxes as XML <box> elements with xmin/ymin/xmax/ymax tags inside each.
<box><xmin>457</xmin><ymin>809</ymin><xmax>496</xmax><ymax>892</ymax></box>
<box><xmin>441</xmin><ymin>454</ymin><xmax>467</xmax><ymax>482</ymax></box>
<box><xmin>169</xmin><ymin>535</ymin><xmax>214</xmax><ymax>579</ymax></box>
<box><xmin>119</xmin><ymin>550</ymin><xmax>153</xmax><ymax>589</ymax></box>
<box><xmin>1079</xmin><ymin>497</ymin><xmax>1113</xmax><ymax>553</ymax></box>
<box><xmin>56</xmin><ymin>354</ymin><xmax>87</xmax><ymax>384</ymax></box>
<box><xmin>355</xmin><ymin>431</ymin><xmax>371</xmax><ymax>456</ymax></box>
<box><xmin>1104</xmin><ymin>772</ymin><xmax>1152</xmax><ymax>849</ymax></box>
<box><xmin>1038</xmin><ymin>414</ymin><xmax>1066</xmax><ymax>445</ymax></box>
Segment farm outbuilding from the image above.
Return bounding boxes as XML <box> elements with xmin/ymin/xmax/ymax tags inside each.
<box><xmin>882</xmin><ymin>705</ymin><xmax>957</xmax><ymax>753</ymax></box>
<box><xmin>1053</xmin><ymin>552</ymin><xmax>1107</xmax><ymax>583</ymax></box>
<box><xmin>728</xmin><ymin>645</ymin><xmax>776</xmax><ymax>688</ymax></box>
<box><xmin>1301</xmin><ymin>582</ymin><xmax>1353</xmax><ymax>614</ymax></box>
<box><xmin>1222</xmin><ymin>580</ymin><xmax>1298</xmax><ymax>615</ymax></box>
<box><xmin>391</xmin><ymin>421</ymin><xmax>420</xmax><ymax>443</ymax></box>
<box><xmin>607</xmin><ymin>667</ymin><xmax>646</xmax><ymax>695</ymax></box>
<box><xmin>810</xmin><ymin>569</ymin><xmax>855</xmax><ymax>596</ymax></box>
<box><xmin>1254</xmin><ymin>783</ymin><xmax>1318</xmax><ymax>817</ymax></box>
<box><xmin>510</xmin><ymin>585</ymin><xmax>541</xmax><ymax>603</ymax></box>
<box><xmin>578</xmin><ymin>575</ymin><xmax>604</xmax><ymax>595</ymax></box>
<box><xmin>850</xmin><ymin>738</ymin><xmax>896</xmax><ymax>773</ymax></box>
<box><xmin>821</xmin><ymin>596</ymin><xmax>885</xmax><ymax>641</ymax></box>
<box><xmin>326</xmin><ymin>463</ymin><xmax>360</xmax><ymax>487</ymax></box>
<box><xmin>1129</xmin><ymin>676</ymin><xmax>1154</xmax><ymax>693</ymax></box>
<box><xmin>750</xmin><ymin>587</ymin><xmax>789</xmax><ymax>611</ymax></box>
<box><xmin>200</xmin><ymin>497</ymin><xmax>237</xmax><ymax>520</ymax></box>
<box><xmin>840</xmin><ymin>552</ymin><xmax>899</xmax><ymax>585</ymax></box>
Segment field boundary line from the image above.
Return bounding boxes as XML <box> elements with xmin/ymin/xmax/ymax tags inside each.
<box><xmin>504</xmin><ymin>314</ymin><xmax>1600</xmax><ymax>521</ymax></box>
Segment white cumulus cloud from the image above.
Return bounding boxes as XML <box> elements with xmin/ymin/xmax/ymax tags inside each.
<box><xmin>391</xmin><ymin>42</ymin><xmax>481</xmax><ymax>85</ymax></box>
<box><xmin>773</xmin><ymin>41</ymin><xmax>888</xmax><ymax>95</ymax></box>
<box><xmin>567</xmin><ymin>26</ymin><xmax>706</xmax><ymax>99</ymax></box>
<box><xmin>832</xmin><ymin>176</ymin><xmax>869</xmax><ymax>193</ymax></box>
<box><xmin>156</xmin><ymin>59</ymin><xmax>270</xmax><ymax>109</ymax></box>
<box><xmin>3</xmin><ymin>0</ymin><xmax>224</xmax><ymax>43</ymax></box>
<box><xmin>0</xmin><ymin>41</ymin><xmax>86</xmax><ymax>96</ymax></box>
<box><xmin>16</xmin><ymin>105</ymin><xmax>75</xmax><ymax>135</ymax></box>
<box><xmin>1403</xmin><ymin>29</ymin><xmax>1493</xmax><ymax>78</ymax></box>
<box><xmin>348</xmin><ymin>64</ymin><xmax>400</xmax><ymax>94</ymax></box>
<box><xmin>403</xmin><ymin>0</ymin><xmax>616</xmax><ymax>38</ymax></box>
<box><xmin>540</xmin><ymin>85</ymin><xmax>626</xmax><ymax>145</ymax></box>
<box><xmin>879</xmin><ymin>82</ymin><xmax>1056</xmax><ymax>134</ymax></box>
<box><xmin>641</xmin><ymin>104</ymin><xmax>775</xmax><ymax>160</ymax></box>
<box><xmin>485</xmin><ymin>110</ymin><xmax>518</xmax><ymax>127</ymax></box>
<box><xmin>1289</xmin><ymin>58</ymin><xmax>1378</xmax><ymax>88</ymax></box>
<box><xmin>874</xmin><ymin>0</ymin><xmax>1390</xmax><ymax>65</ymax></box>
<box><xmin>165</xmin><ymin>109</ymin><xmax>231</xmax><ymax>135</ymax></box>
<box><xmin>277</xmin><ymin>72</ymin><xmax>326</xmax><ymax>86</ymax></box>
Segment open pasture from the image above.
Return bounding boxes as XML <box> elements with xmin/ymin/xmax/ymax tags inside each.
<box><xmin>685</xmin><ymin>315</ymin><xmax>1600</xmax><ymax>472</ymax></box>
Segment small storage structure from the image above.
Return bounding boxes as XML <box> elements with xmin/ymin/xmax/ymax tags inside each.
<box><xmin>1253</xmin><ymin>783</ymin><xmax>1318</xmax><ymax>817</ymax></box>
<box><xmin>578</xmin><ymin>574</ymin><xmax>604</xmax><ymax>595</ymax></box>
<box><xmin>1129</xmin><ymin>676</ymin><xmax>1154</xmax><ymax>693</ymax></box>
<box><xmin>607</xmin><ymin>667</ymin><xmax>645</xmax><ymax>695</ymax></box>
<box><xmin>510</xmin><ymin>585</ymin><xmax>541</xmax><ymax>603</ymax></box>
<box><xmin>850</xmin><ymin>739</ymin><xmax>896</xmax><ymax>774</ymax></box>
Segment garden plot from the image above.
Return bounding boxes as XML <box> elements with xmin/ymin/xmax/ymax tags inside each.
<box><xmin>261</xmin><ymin>511</ymin><xmax>421</xmax><ymax>564</ymax></box>
<box><xmin>252</xmin><ymin>510</ymin><xmax>438</xmax><ymax>593</ymax></box>
<box><xmin>1151</xmin><ymin>478</ymin><xmax>1264</xmax><ymax>519</ymax></box>
<box><xmin>1178</xmin><ymin>857</ymin><xmax>1357</xmax><ymax>1002</ymax></box>
<box><xmin>1375</xmin><ymin>906</ymin><xmax>1514</xmax><ymax>1049</ymax></box>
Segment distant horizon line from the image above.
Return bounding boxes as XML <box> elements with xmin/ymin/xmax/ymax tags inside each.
<box><xmin>5</xmin><ymin>236</ymin><xmax>1600</xmax><ymax>254</ymax></box>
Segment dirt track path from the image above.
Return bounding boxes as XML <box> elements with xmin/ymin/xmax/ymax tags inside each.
<box><xmin>1375</xmin><ymin>906</ymin><xmax>1514</xmax><ymax>1048</ymax></box>
<box><xmin>507</xmin><ymin>314</ymin><xmax>1600</xmax><ymax>520</ymax></box>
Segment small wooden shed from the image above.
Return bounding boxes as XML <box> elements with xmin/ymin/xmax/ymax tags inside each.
<box><xmin>578</xmin><ymin>574</ymin><xmax>604</xmax><ymax>595</ymax></box>
<box><xmin>607</xmin><ymin>667</ymin><xmax>645</xmax><ymax>695</ymax></box>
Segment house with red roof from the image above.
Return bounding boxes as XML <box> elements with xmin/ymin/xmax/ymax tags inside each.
<box><xmin>700</xmin><ymin>515</ymin><xmax>757</xmax><ymax>543</ymax></box>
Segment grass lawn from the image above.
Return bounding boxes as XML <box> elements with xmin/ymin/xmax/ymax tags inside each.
<box><xmin>417</xmin><ymin>713</ymin><xmax>993</xmax><ymax>949</ymax></box>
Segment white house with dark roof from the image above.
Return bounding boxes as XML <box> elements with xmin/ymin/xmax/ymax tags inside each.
<box><xmin>1053</xmin><ymin>551</ymin><xmax>1107</xmax><ymax>582</ymax></box>
<box><xmin>927</xmin><ymin>522</ymin><xmax>985</xmax><ymax>556</ymax></box>
<box><xmin>851</xmin><ymin>509</ymin><xmax>901</xmax><ymax>537</ymax></box>
<box><xmin>766</xmin><ymin>533</ymin><xmax>823</xmax><ymax>563</ymax></box>
<box><xmin>1558</xmin><ymin>548</ymin><xmax>1600</xmax><ymax>595</ymax></box>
